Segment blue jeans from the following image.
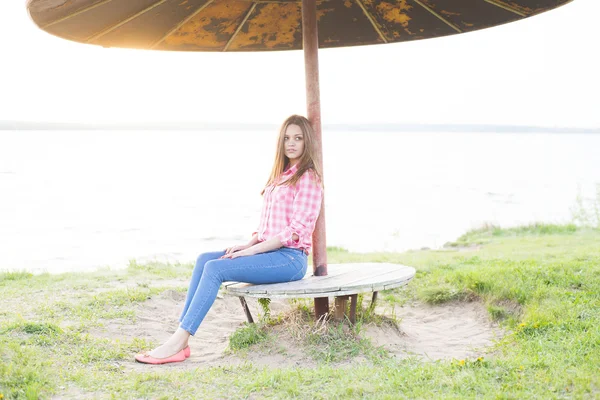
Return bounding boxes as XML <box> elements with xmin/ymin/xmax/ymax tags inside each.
<box><xmin>179</xmin><ymin>248</ymin><xmax>307</xmax><ymax>335</ymax></box>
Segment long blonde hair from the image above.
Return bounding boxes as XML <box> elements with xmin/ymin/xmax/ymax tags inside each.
<box><xmin>262</xmin><ymin>115</ymin><xmax>323</xmax><ymax>194</ymax></box>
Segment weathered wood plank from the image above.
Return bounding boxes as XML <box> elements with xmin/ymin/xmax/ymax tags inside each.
<box><xmin>339</xmin><ymin>268</ymin><xmax>415</xmax><ymax>290</ymax></box>
<box><xmin>223</xmin><ymin>263</ymin><xmax>416</xmax><ymax>299</ymax></box>
<box><xmin>223</xmin><ymin>263</ymin><xmax>351</xmax><ymax>290</ymax></box>
<box><xmin>230</xmin><ymin>277</ymin><xmax>412</xmax><ymax>299</ymax></box>
<box><xmin>225</xmin><ymin>263</ymin><xmax>354</xmax><ymax>294</ymax></box>
<box><xmin>226</xmin><ymin>263</ymin><xmax>409</xmax><ymax>295</ymax></box>
<box><xmin>300</xmin><ymin>264</ymin><xmax>406</xmax><ymax>294</ymax></box>
<box><xmin>383</xmin><ymin>280</ymin><xmax>414</xmax><ymax>291</ymax></box>
<box><xmin>227</xmin><ymin>276</ymin><xmax>414</xmax><ymax>299</ymax></box>
<box><xmin>225</xmin><ymin>265</ymin><xmax>411</xmax><ymax>295</ymax></box>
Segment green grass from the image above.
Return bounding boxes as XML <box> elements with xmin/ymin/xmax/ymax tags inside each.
<box><xmin>234</xmin><ymin>296</ymin><xmax>392</xmax><ymax>364</ymax></box>
<box><xmin>445</xmin><ymin>222</ymin><xmax>579</xmax><ymax>247</ymax></box>
<box><xmin>303</xmin><ymin>322</ymin><xmax>387</xmax><ymax>363</ymax></box>
<box><xmin>229</xmin><ymin>323</ymin><xmax>269</xmax><ymax>351</ymax></box>
<box><xmin>1</xmin><ymin>224</ymin><xmax>599</xmax><ymax>399</ymax></box>
<box><xmin>0</xmin><ymin>271</ymin><xmax>33</xmax><ymax>281</ymax></box>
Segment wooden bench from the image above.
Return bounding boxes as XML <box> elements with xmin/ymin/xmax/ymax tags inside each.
<box><xmin>223</xmin><ymin>263</ymin><xmax>416</xmax><ymax>324</ymax></box>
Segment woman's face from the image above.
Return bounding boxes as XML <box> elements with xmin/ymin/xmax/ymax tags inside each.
<box><xmin>283</xmin><ymin>124</ymin><xmax>305</xmax><ymax>164</ymax></box>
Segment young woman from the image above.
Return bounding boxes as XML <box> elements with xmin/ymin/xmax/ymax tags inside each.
<box><xmin>135</xmin><ymin>115</ymin><xmax>323</xmax><ymax>364</ymax></box>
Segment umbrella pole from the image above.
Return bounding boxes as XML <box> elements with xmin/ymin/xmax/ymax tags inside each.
<box><xmin>302</xmin><ymin>0</ymin><xmax>329</xmax><ymax>320</ymax></box>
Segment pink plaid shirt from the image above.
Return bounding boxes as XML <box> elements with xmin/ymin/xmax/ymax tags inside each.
<box><xmin>255</xmin><ymin>164</ymin><xmax>323</xmax><ymax>254</ymax></box>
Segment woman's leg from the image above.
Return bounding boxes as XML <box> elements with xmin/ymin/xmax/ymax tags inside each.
<box><xmin>144</xmin><ymin>251</ymin><xmax>224</xmax><ymax>359</ymax></box>
<box><xmin>180</xmin><ymin>248</ymin><xmax>307</xmax><ymax>335</ymax></box>
<box><xmin>147</xmin><ymin>249</ymin><xmax>306</xmax><ymax>358</ymax></box>
<box><xmin>179</xmin><ymin>251</ymin><xmax>225</xmax><ymax>322</ymax></box>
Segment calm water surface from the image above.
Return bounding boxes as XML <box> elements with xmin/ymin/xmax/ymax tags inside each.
<box><xmin>0</xmin><ymin>130</ymin><xmax>598</xmax><ymax>273</ymax></box>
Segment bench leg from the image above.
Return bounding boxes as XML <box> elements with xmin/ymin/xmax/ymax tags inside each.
<box><xmin>368</xmin><ymin>291</ymin><xmax>378</xmax><ymax>313</ymax></box>
<box><xmin>238</xmin><ymin>296</ymin><xmax>254</xmax><ymax>324</ymax></box>
<box><xmin>314</xmin><ymin>297</ymin><xmax>329</xmax><ymax>321</ymax></box>
<box><xmin>334</xmin><ymin>296</ymin><xmax>348</xmax><ymax>322</ymax></box>
<box><xmin>349</xmin><ymin>294</ymin><xmax>358</xmax><ymax>324</ymax></box>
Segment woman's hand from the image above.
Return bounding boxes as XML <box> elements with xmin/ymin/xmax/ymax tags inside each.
<box><xmin>220</xmin><ymin>237</ymin><xmax>282</xmax><ymax>259</ymax></box>
<box><xmin>224</xmin><ymin>244</ymin><xmax>250</xmax><ymax>256</ymax></box>
<box><xmin>220</xmin><ymin>246</ymin><xmax>256</xmax><ymax>259</ymax></box>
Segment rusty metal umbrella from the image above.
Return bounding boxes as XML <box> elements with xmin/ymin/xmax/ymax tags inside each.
<box><xmin>26</xmin><ymin>0</ymin><xmax>573</xmax><ymax>318</ymax></box>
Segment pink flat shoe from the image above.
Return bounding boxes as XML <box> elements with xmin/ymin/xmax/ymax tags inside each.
<box><xmin>183</xmin><ymin>346</ymin><xmax>191</xmax><ymax>358</ymax></box>
<box><xmin>135</xmin><ymin>348</ymin><xmax>186</xmax><ymax>365</ymax></box>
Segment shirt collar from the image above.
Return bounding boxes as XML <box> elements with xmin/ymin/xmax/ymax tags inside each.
<box><xmin>283</xmin><ymin>163</ymin><xmax>299</xmax><ymax>176</ymax></box>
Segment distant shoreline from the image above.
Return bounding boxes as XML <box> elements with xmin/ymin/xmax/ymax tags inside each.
<box><xmin>1</xmin><ymin>121</ymin><xmax>598</xmax><ymax>134</ymax></box>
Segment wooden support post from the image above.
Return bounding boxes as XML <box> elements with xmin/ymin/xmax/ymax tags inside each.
<box><xmin>369</xmin><ymin>291</ymin><xmax>378</xmax><ymax>313</ymax></box>
<box><xmin>334</xmin><ymin>296</ymin><xmax>348</xmax><ymax>322</ymax></box>
<box><xmin>349</xmin><ymin>294</ymin><xmax>358</xmax><ymax>324</ymax></box>
<box><xmin>238</xmin><ymin>296</ymin><xmax>254</xmax><ymax>324</ymax></box>
<box><xmin>302</xmin><ymin>0</ymin><xmax>329</xmax><ymax>321</ymax></box>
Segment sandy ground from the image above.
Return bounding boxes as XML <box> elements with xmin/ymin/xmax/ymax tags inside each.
<box><xmin>93</xmin><ymin>288</ymin><xmax>503</xmax><ymax>370</ymax></box>
<box><xmin>365</xmin><ymin>301</ymin><xmax>502</xmax><ymax>361</ymax></box>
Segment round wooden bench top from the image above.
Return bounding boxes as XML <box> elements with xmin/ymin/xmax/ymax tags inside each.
<box><xmin>223</xmin><ymin>263</ymin><xmax>416</xmax><ymax>299</ymax></box>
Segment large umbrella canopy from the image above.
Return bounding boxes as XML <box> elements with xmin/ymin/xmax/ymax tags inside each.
<box><xmin>27</xmin><ymin>0</ymin><xmax>571</xmax><ymax>52</ymax></box>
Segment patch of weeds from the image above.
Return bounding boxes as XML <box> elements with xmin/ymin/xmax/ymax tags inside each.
<box><xmin>278</xmin><ymin>303</ymin><xmax>389</xmax><ymax>364</ymax></box>
<box><xmin>229</xmin><ymin>323</ymin><xmax>269</xmax><ymax>351</ymax></box>
<box><xmin>305</xmin><ymin>322</ymin><xmax>384</xmax><ymax>363</ymax></box>
<box><xmin>77</xmin><ymin>340</ymin><xmax>130</xmax><ymax>363</ymax></box>
<box><xmin>351</xmin><ymin>293</ymin><xmax>399</xmax><ymax>327</ymax></box>
<box><xmin>0</xmin><ymin>339</ymin><xmax>55</xmax><ymax>399</ymax></box>
<box><xmin>289</xmin><ymin>295</ymin><xmax>397</xmax><ymax>327</ymax></box>
<box><xmin>450</xmin><ymin>356</ymin><xmax>488</xmax><ymax>370</ymax></box>
<box><xmin>418</xmin><ymin>284</ymin><xmax>471</xmax><ymax>304</ymax></box>
<box><xmin>95</xmin><ymin>288</ymin><xmax>158</xmax><ymax>306</ymax></box>
<box><xmin>289</xmin><ymin>298</ymin><xmax>314</xmax><ymax>320</ymax></box>
<box><xmin>381</xmin><ymin>291</ymin><xmax>407</xmax><ymax>306</ymax></box>
<box><xmin>513</xmin><ymin>321</ymin><xmax>552</xmax><ymax>339</ymax></box>
<box><xmin>46</xmin><ymin>287</ymin><xmax>161</xmax><ymax>324</ymax></box>
<box><xmin>452</xmin><ymin>223</ymin><xmax>580</xmax><ymax>247</ymax></box>
<box><xmin>127</xmin><ymin>260</ymin><xmax>192</xmax><ymax>279</ymax></box>
<box><xmin>128</xmin><ymin>373</ymin><xmax>180</xmax><ymax>398</ymax></box>
<box><xmin>0</xmin><ymin>271</ymin><xmax>33</xmax><ymax>282</ymax></box>
<box><xmin>63</xmin><ymin>331</ymin><xmax>152</xmax><ymax>364</ymax></box>
<box><xmin>498</xmin><ymin>223</ymin><xmax>578</xmax><ymax>236</ymax></box>
<box><xmin>452</xmin><ymin>223</ymin><xmax>501</xmax><ymax>245</ymax></box>
<box><xmin>22</xmin><ymin>322</ymin><xmax>63</xmax><ymax>336</ymax></box>
<box><xmin>3</xmin><ymin>321</ymin><xmax>64</xmax><ymax>347</ymax></box>
<box><xmin>456</xmin><ymin>273</ymin><xmax>492</xmax><ymax>295</ymax></box>
<box><xmin>257</xmin><ymin>298</ymin><xmax>272</xmax><ymax>322</ymax></box>
<box><xmin>459</xmin><ymin>256</ymin><xmax>483</xmax><ymax>266</ymax></box>
<box><xmin>487</xmin><ymin>305</ymin><xmax>510</xmax><ymax>322</ymax></box>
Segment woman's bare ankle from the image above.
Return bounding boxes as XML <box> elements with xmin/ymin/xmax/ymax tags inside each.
<box><xmin>160</xmin><ymin>328</ymin><xmax>191</xmax><ymax>350</ymax></box>
<box><xmin>147</xmin><ymin>328</ymin><xmax>191</xmax><ymax>358</ymax></box>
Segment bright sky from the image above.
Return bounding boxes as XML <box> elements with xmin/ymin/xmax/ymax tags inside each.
<box><xmin>0</xmin><ymin>0</ymin><xmax>598</xmax><ymax>127</ymax></box>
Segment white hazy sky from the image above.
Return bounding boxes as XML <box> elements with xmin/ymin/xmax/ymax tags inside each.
<box><xmin>0</xmin><ymin>0</ymin><xmax>598</xmax><ymax>127</ymax></box>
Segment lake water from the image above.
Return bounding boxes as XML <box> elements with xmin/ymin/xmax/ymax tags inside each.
<box><xmin>0</xmin><ymin>130</ymin><xmax>598</xmax><ymax>274</ymax></box>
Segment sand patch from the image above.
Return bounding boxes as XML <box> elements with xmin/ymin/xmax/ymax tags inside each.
<box><xmin>365</xmin><ymin>301</ymin><xmax>502</xmax><ymax>361</ymax></box>
<box><xmin>93</xmin><ymin>289</ymin><xmax>502</xmax><ymax>369</ymax></box>
<box><xmin>93</xmin><ymin>289</ymin><xmax>311</xmax><ymax>370</ymax></box>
